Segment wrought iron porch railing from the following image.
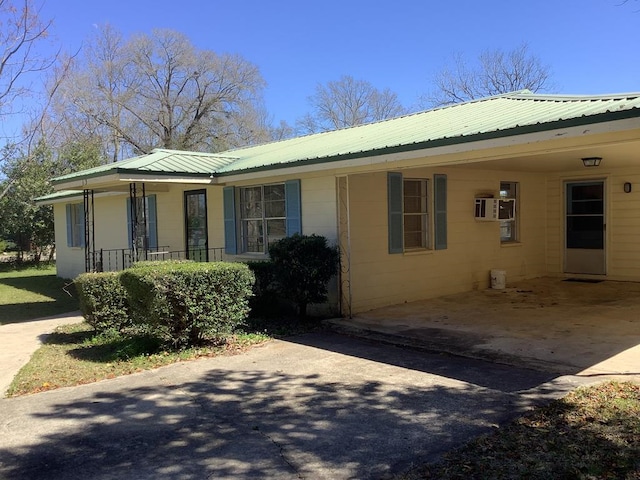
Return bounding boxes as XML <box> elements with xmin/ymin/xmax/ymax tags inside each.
<box><xmin>92</xmin><ymin>246</ymin><xmax>227</xmax><ymax>273</ymax></box>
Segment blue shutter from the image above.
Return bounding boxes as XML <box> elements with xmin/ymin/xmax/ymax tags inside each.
<box><xmin>388</xmin><ymin>172</ymin><xmax>403</xmax><ymax>254</ymax></box>
<box><xmin>223</xmin><ymin>186</ymin><xmax>237</xmax><ymax>254</ymax></box>
<box><xmin>66</xmin><ymin>204</ymin><xmax>73</xmax><ymax>247</ymax></box>
<box><xmin>147</xmin><ymin>195</ymin><xmax>158</xmax><ymax>249</ymax></box>
<box><xmin>434</xmin><ymin>174</ymin><xmax>447</xmax><ymax>250</ymax></box>
<box><xmin>79</xmin><ymin>203</ymin><xmax>86</xmax><ymax>247</ymax></box>
<box><xmin>285</xmin><ymin>179</ymin><xmax>301</xmax><ymax>236</ymax></box>
<box><xmin>126</xmin><ymin>197</ymin><xmax>133</xmax><ymax>248</ymax></box>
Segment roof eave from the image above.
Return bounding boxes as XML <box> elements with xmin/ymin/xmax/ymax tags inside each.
<box><xmin>215</xmin><ymin>109</ymin><xmax>640</xmax><ymax>177</ymax></box>
<box><xmin>52</xmin><ymin>168</ymin><xmax>215</xmax><ymax>190</ymax></box>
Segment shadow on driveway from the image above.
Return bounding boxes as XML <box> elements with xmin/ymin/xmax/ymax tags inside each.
<box><xmin>0</xmin><ymin>333</ymin><xmax>588</xmax><ymax>480</ymax></box>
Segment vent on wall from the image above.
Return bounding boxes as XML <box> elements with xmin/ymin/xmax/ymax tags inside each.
<box><xmin>474</xmin><ymin>198</ymin><xmax>515</xmax><ymax>221</ymax></box>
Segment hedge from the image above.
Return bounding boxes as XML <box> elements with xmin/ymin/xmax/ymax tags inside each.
<box><xmin>75</xmin><ymin>272</ymin><xmax>130</xmax><ymax>333</ymax></box>
<box><xmin>268</xmin><ymin>234</ymin><xmax>339</xmax><ymax>317</ymax></box>
<box><xmin>119</xmin><ymin>261</ymin><xmax>254</xmax><ymax>347</ymax></box>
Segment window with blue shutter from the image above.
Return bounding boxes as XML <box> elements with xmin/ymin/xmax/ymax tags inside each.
<box><xmin>389</xmin><ymin>172</ymin><xmax>443</xmax><ymax>253</ymax></box>
<box><xmin>226</xmin><ymin>180</ymin><xmax>302</xmax><ymax>254</ymax></box>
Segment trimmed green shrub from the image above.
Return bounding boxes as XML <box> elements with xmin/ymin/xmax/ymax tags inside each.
<box><xmin>128</xmin><ymin>259</ymin><xmax>194</xmax><ymax>269</ymax></box>
<box><xmin>268</xmin><ymin>234</ymin><xmax>339</xmax><ymax>317</ymax></box>
<box><xmin>75</xmin><ymin>272</ymin><xmax>130</xmax><ymax>333</ymax></box>
<box><xmin>120</xmin><ymin>261</ymin><xmax>254</xmax><ymax>347</ymax></box>
<box><xmin>245</xmin><ymin>260</ymin><xmax>286</xmax><ymax>317</ymax></box>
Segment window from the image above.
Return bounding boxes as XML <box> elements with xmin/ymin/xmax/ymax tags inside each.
<box><xmin>66</xmin><ymin>203</ymin><xmax>84</xmax><ymax>248</ymax></box>
<box><xmin>184</xmin><ymin>190</ymin><xmax>207</xmax><ymax>261</ymax></box>
<box><xmin>127</xmin><ymin>195</ymin><xmax>158</xmax><ymax>250</ymax></box>
<box><xmin>500</xmin><ymin>182</ymin><xmax>518</xmax><ymax>242</ymax></box>
<box><xmin>403</xmin><ymin>179</ymin><xmax>428</xmax><ymax>249</ymax></box>
<box><xmin>240</xmin><ymin>183</ymin><xmax>286</xmax><ymax>253</ymax></box>
<box><xmin>223</xmin><ymin>180</ymin><xmax>301</xmax><ymax>255</ymax></box>
<box><xmin>388</xmin><ymin>172</ymin><xmax>447</xmax><ymax>254</ymax></box>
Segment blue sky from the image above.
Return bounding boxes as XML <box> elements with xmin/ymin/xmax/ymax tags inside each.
<box><xmin>35</xmin><ymin>0</ymin><xmax>640</xmax><ymax>127</ymax></box>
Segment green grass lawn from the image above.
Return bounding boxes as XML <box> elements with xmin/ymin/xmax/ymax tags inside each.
<box><xmin>7</xmin><ymin>322</ymin><xmax>270</xmax><ymax>396</ymax></box>
<box><xmin>0</xmin><ymin>263</ymin><xmax>79</xmax><ymax>324</ymax></box>
<box><xmin>2</xmin><ymin>261</ymin><xmax>323</xmax><ymax>395</ymax></box>
<box><xmin>401</xmin><ymin>381</ymin><xmax>640</xmax><ymax>480</ymax></box>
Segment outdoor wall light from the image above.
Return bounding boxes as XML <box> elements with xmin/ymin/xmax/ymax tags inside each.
<box><xmin>581</xmin><ymin>157</ymin><xmax>602</xmax><ymax>167</ymax></box>
<box><xmin>624</xmin><ymin>182</ymin><xmax>632</xmax><ymax>193</ymax></box>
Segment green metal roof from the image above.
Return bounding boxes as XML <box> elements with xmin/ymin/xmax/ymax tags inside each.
<box><xmin>34</xmin><ymin>190</ymin><xmax>84</xmax><ymax>203</ymax></box>
<box><xmin>51</xmin><ymin>90</ymin><xmax>640</xmax><ymax>187</ymax></box>
<box><xmin>217</xmin><ymin>90</ymin><xmax>640</xmax><ymax>174</ymax></box>
<box><xmin>52</xmin><ymin>149</ymin><xmax>237</xmax><ymax>185</ymax></box>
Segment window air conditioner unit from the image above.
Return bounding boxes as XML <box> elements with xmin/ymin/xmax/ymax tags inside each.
<box><xmin>474</xmin><ymin>198</ymin><xmax>515</xmax><ymax>221</ymax></box>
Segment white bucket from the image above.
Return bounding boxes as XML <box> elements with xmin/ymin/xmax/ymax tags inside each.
<box><xmin>490</xmin><ymin>269</ymin><xmax>506</xmax><ymax>289</ymax></box>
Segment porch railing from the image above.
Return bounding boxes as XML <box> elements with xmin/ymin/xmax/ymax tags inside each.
<box><xmin>93</xmin><ymin>246</ymin><xmax>228</xmax><ymax>273</ymax></box>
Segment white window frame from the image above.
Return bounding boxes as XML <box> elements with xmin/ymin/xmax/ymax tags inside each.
<box><xmin>69</xmin><ymin>203</ymin><xmax>84</xmax><ymax>248</ymax></box>
<box><xmin>403</xmin><ymin>178</ymin><xmax>429</xmax><ymax>250</ymax></box>
<box><xmin>500</xmin><ymin>181</ymin><xmax>518</xmax><ymax>243</ymax></box>
<box><xmin>239</xmin><ymin>183</ymin><xmax>286</xmax><ymax>254</ymax></box>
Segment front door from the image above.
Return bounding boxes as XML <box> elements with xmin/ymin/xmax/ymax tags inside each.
<box><xmin>564</xmin><ymin>181</ymin><xmax>605</xmax><ymax>275</ymax></box>
<box><xmin>185</xmin><ymin>190</ymin><xmax>208</xmax><ymax>262</ymax></box>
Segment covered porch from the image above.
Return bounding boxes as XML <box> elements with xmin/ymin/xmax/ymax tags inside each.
<box><xmin>331</xmin><ymin>277</ymin><xmax>640</xmax><ymax>378</ymax></box>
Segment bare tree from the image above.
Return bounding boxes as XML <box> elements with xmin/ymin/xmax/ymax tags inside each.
<box><xmin>0</xmin><ymin>0</ymin><xmax>55</xmax><ymax>118</ymax></box>
<box><xmin>53</xmin><ymin>26</ymin><xmax>270</xmax><ymax>160</ymax></box>
<box><xmin>270</xmin><ymin>120</ymin><xmax>295</xmax><ymax>141</ymax></box>
<box><xmin>0</xmin><ymin>0</ymin><xmax>63</xmax><ymax>202</ymax></box>
<box><xmin>298</xmin><ymin>75</ymin><xmax>407</xmax><ymax>134</ymax></box>
<box><xmin>422</xmin><ymin>44</ymin><xmax>554</xmax><ymax>107</ymax></box>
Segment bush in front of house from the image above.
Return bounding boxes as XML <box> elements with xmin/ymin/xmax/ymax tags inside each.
<box><xmin>128</xmin><ymin>259</ymin><xmax>194</xmax><ymax>269</ymax></box>
<box><xmin>119</xmin><ymin>261</ymin><xmax>254</xmax><ymax>347</ymax></box>
<box><xmin>245</xmin><ymin>260</ymin><xmax>286</xmax><ymax>317</ymax></box>
<box><xmin>75</xmin><ymin>272</ymin><xmax>130</xmax><ymax>333</ymax></box>
<box><xmin>268</xmin><ymin>234</ymin><xmax>339</xmax><ymax>317</ymax></box>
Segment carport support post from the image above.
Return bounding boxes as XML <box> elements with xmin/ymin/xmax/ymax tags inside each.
<box><xmin>337</xmin><ymin>175</ymin><xmax>353</xmax><ymax>318</ymax></box>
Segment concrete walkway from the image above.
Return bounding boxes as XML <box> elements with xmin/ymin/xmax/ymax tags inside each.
<box><xmin>0</xmin><ymin>312</ymin><xmax>84</xmax><ymax>396</ymax></box>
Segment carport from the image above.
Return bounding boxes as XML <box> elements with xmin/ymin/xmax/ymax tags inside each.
<box><xmin>332</xmin><ymin>277</ymin><xmax>640</xmax><ymax>378</ymax></box>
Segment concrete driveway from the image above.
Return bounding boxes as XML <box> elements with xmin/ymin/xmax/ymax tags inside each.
<box><xmin>336</xmin><ymin>277</ymin><xmax>640</xmax><ymax>379</ymax></box>
<box><xmin>0</xmin><ymin>332</ymin><xmax>587</xmax><ymax>480</ymax></box>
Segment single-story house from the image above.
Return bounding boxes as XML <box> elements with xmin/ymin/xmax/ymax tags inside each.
<box><xmin>38</xmin><ymin>90</ymin><xmax>640</xmax><ymax>316</ymax></box>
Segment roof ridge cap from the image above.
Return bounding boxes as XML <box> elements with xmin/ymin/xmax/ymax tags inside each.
<box><xmin>148</xmin><ymin>147</ymin><xmax>239</xmax><ymax>159</ymax></box>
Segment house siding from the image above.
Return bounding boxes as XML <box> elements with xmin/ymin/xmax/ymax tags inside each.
<box><xmin>53</xmin><ymin>174</ymin><xmax>338</xmax><ymax>281</ymax></box>
<box><xmin>54</xmin><ymin>203</ymin><xmax>85</xmax><ymax>280</ymax></box>
<box><xmin>345</xmin><ymin>167</ymin><xmax>548</xmax><ymax>313</ymax></box>
<box><xmin>54</xmin><ymin>195</ymin><xmax>129</xmax><ymax>279</ymax></box>
<box><xmin>222</xmin><ymin>172</ymin><xmax>338</xmax><ymax>262</ymax></box>
<box><xmin>51</xmin><ymin>157</ymin><xmax>640</xmax><ymax>316</ymax></box>
<box><xmin>546</xmin><ymin>166</ymin><xmax>640</xmax><ymax>280</ymax></box>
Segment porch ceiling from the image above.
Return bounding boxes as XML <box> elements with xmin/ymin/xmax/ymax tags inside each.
<box><xmin>447</xmin><ymin>137</ymin><xmax>640</xmax><ymax>173</ymax></box>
